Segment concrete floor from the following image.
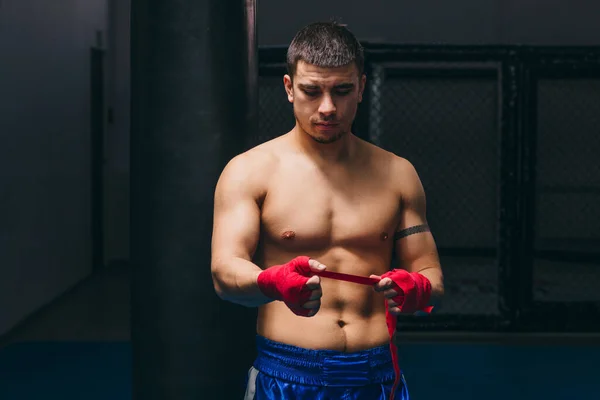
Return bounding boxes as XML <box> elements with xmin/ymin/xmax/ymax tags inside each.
<box><xmin>0</xmin><ymin>264</ymin><xmax>130</xmax><ymax>347</ymax></box>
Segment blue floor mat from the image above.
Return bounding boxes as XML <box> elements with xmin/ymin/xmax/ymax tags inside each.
<box><xmin>0</xmin><ymin>342</ymin><xmax>131</xmax><ymax>400</ymax></box>
<box><xmin>399</xmin><ymin>343</ymin><xmax>600</xmax><ymax>399</ymax></box>
<box><xmin>1</xmin><ymin>341</ymin><xmax>599</xmax><ymax>399</ymax></box>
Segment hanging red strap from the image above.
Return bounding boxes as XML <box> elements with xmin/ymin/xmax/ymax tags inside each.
<box><xmin>385</xmin><ymin>301</ymin><xmax>400</xmax><ymax>400</ymax></box>
<box><xmin>314</xmin><ymin>270</ymin><xmax>433</xmax><ymax>400</ymax></box>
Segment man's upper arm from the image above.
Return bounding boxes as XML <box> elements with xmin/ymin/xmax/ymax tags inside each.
<box><xmin>211</xmin><ymin>154</ymin><xmax>264</xmax><ymax>265</ymax></box>
<box><xmin>394</xmin><ymin>159</ymin><xmax>441</xmax><ymax>274</ymax></box>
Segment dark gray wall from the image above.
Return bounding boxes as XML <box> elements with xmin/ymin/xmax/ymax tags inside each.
<box><xmin>257</xmin><ymin>0</ymin><xmax>600</xmax><ymax>46</ymax></box>
<box><xmin>0</xmin><ymin>0</ymin><xmax>109</xmax><ymax>336</ymax></box>
<box><xmin>104</xmin><ymin>0</ymin><xmax>130</xmax><ymax>265</ymax></box>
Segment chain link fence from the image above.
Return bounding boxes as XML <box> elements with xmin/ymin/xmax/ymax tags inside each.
<box><xmin>248</xmin><ymin>75</ymin><xmax>293</xmax><ymax>149</ymax></box>
<box><xmin>533</xmin><ymin>78</ymin><xmax>600</xmax><ymax>303</ymax></box>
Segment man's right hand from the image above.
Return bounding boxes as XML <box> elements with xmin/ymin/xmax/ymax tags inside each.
<box><xmin>256</xmin><ymin>256</ymin><xmax>325</xmax><ymax>317</ymax></box>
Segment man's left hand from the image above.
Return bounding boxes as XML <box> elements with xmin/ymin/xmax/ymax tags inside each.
<box><xmin>370</xmin><ymin>274</ymin><xmax>405</xmax><ymax>316</ymax></box>
<box><xmin>371</xmin><ymin>269</ymin><xmax>433</xmax><ymax>316</ymax></box>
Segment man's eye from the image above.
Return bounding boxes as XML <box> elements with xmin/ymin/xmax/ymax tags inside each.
<box><xmin>304</xmin><ymin>90</ymin><xmax>319</xmax><ymax>97</ymax></box>
<box><xmin>335</xmin><ymin>90</ymin><xmax>351</xmax><ymax>96</ymax></box>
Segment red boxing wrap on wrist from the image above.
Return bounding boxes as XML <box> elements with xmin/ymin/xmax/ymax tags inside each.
<box><xmin>256</xmin><ymin>256</ymin><xmax>313</xmax><ymax>316</ymax></box>
<box><xmin>381</xmin><ymin>269</ymin><xmax>433</xmax><ymax>313</ymax></box>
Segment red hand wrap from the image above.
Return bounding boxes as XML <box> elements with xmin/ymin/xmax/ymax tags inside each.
<box><xmin>381</xmin><ymin>269</ymin><xmax>433</xmax><ymax>313</ymax></box>
<box><xmin>381</xmin><ymin>269</ymin><xmax>433</xmax><ymax>399</ymax></box>
<box><xmin>256</xmin><ymin>256</ymin><xmax>313</xmax><ymax>316</ymax></box>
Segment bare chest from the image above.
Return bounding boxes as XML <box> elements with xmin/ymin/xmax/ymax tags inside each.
<box><xmin>260</xmin><ymin>166</ymin><xmax>401</xmax><ymax>251</ymax></box>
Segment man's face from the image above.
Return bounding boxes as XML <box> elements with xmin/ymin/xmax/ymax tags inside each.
<box><xmin>284</xmin><ymin>61</ymin><xmax>366</xmax><ymax>144</ymax></box>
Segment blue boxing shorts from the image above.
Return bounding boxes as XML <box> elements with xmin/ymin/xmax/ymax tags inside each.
<box><xmin>243</xmin><ymin>335</ymin><xmax>409</xmax><ymax>399</ymax></box>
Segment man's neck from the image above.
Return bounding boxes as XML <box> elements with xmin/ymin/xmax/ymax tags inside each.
<box><xmin>291</xmin><ymin>125</ymin><xmax>356</xmax><ymax>165</ymax></box>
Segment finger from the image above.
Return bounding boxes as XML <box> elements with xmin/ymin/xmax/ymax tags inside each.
<box><xmin>374</xmin><ymin>278</ymin><xmax>394</xmax><ymax>292</ymax></box>
<box><xmin>302</xmin><ymin>299</ymin><xmax>321</xmax><ymax>309</ymax></box>
<box><xmin>309</xmin><ymin>289</ymin><xmax>322</xmax><ymax>301</ymax></box>
<box><xmin>388</xmin><ymin>306</ymin><xmax>402</xmax><ymax>316</ymax></box>
<box><xmin>305</xmin><ymin>275</ymin><xmax>321</xmax><ymax>289</ymax></box>
<box><xmin>308</xmin><ymin>259</ymin><xmax>327</xmax><ymax>272</ymax></box>
<box><xmin>370</xmin><ymin>274</ymin><xmax>382</xmax><ymax>288</ymax></box>
<box><xmin>307</xmin><ymin>308</ymin><xmax>319</xmax><ymax>317</ymax></box>
<box><xmin>383</xmin><ymin>288</ymin><xmax>399</xmax><ymax>298</ymax></box>
<box><xmin>387</xmin><ymin>298</ymin><xmax>399</xmax><ymax>308</ymax></box>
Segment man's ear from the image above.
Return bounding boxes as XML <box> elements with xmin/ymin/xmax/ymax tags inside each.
<box><xmin>283</xmin><ymin>74</ymin><xmax>294</xmax><ymax>103</ymax></box>
<box><xmin>358</xmin><ymin>74</ymin><xmax>367</xmax><ymax>103</ymax></box>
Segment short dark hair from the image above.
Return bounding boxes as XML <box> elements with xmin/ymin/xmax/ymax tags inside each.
<box><xmin>286</xmin><ymin>21</ymin><xmax>364</xmax><ymax>79</ymax></box>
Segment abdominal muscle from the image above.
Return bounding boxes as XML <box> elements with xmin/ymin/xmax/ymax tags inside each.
<box><xmin>255</xmin><ymin>248</ymin><xmax>392</xmax><ymax>353</ymax></box>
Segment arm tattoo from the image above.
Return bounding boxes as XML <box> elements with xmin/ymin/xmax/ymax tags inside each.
<box><xmin>394</xmin><ymin>224</ymin><xmax>430</xmax><ymax>241</ymax></box>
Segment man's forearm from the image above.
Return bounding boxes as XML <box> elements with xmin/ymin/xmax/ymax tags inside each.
<box><xmin>211</xmin><ymin>257</ymin><xmax>273</xmax><ymax>307</ymax></box>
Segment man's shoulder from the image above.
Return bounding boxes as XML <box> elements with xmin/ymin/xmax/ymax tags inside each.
<box><xmin>359</xmin><ymin>138</ymin><xmax>417</xmax><ymax>173</ymax></box>
<box><xmin>218</xmin><ymin>137</ymin><xmax>282</xmax><ymax>192</ymax></box>
<box><xmin>390</xmin><ymin>153</ymin><xmax>418</xmax><ymax>177</ymax></box>
<box><xmin>228</xmin><ymin>138</ymin><xmax>281</xmax><ymax>170</ymax></box>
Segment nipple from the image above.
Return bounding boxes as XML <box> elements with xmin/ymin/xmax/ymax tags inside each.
<box><xmin>380</xmin><ymin>232</ymin><xmax>389</xmax><ymax>241</ymax></box>
<box><xmin>281</xmin><ymin>230</ymin><xmax>296</xmax><ymax>240</ymax></box>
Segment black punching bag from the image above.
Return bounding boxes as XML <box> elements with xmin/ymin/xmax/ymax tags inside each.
<box><xmin>130</xmin><ymin>1</ymin><xmax>258</xmax><ymax>399</ymax></box>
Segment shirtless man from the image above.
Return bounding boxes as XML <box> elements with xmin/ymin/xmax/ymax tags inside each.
<box><xmin>211</xmin><ymin>21</ymin><xmax>444</xmax><ymax>400</ymax></box>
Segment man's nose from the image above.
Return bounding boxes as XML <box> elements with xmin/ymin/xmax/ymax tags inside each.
<box><xmin>318</xmin><ymin>94</ymin><xmax>336</xmax><ymax>116</ymax></box>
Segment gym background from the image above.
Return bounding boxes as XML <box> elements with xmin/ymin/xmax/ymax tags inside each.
<box><xmin>0</xmin><ymin>0</ymin><xmax>598</xmax><ymax>399</ymax></box>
